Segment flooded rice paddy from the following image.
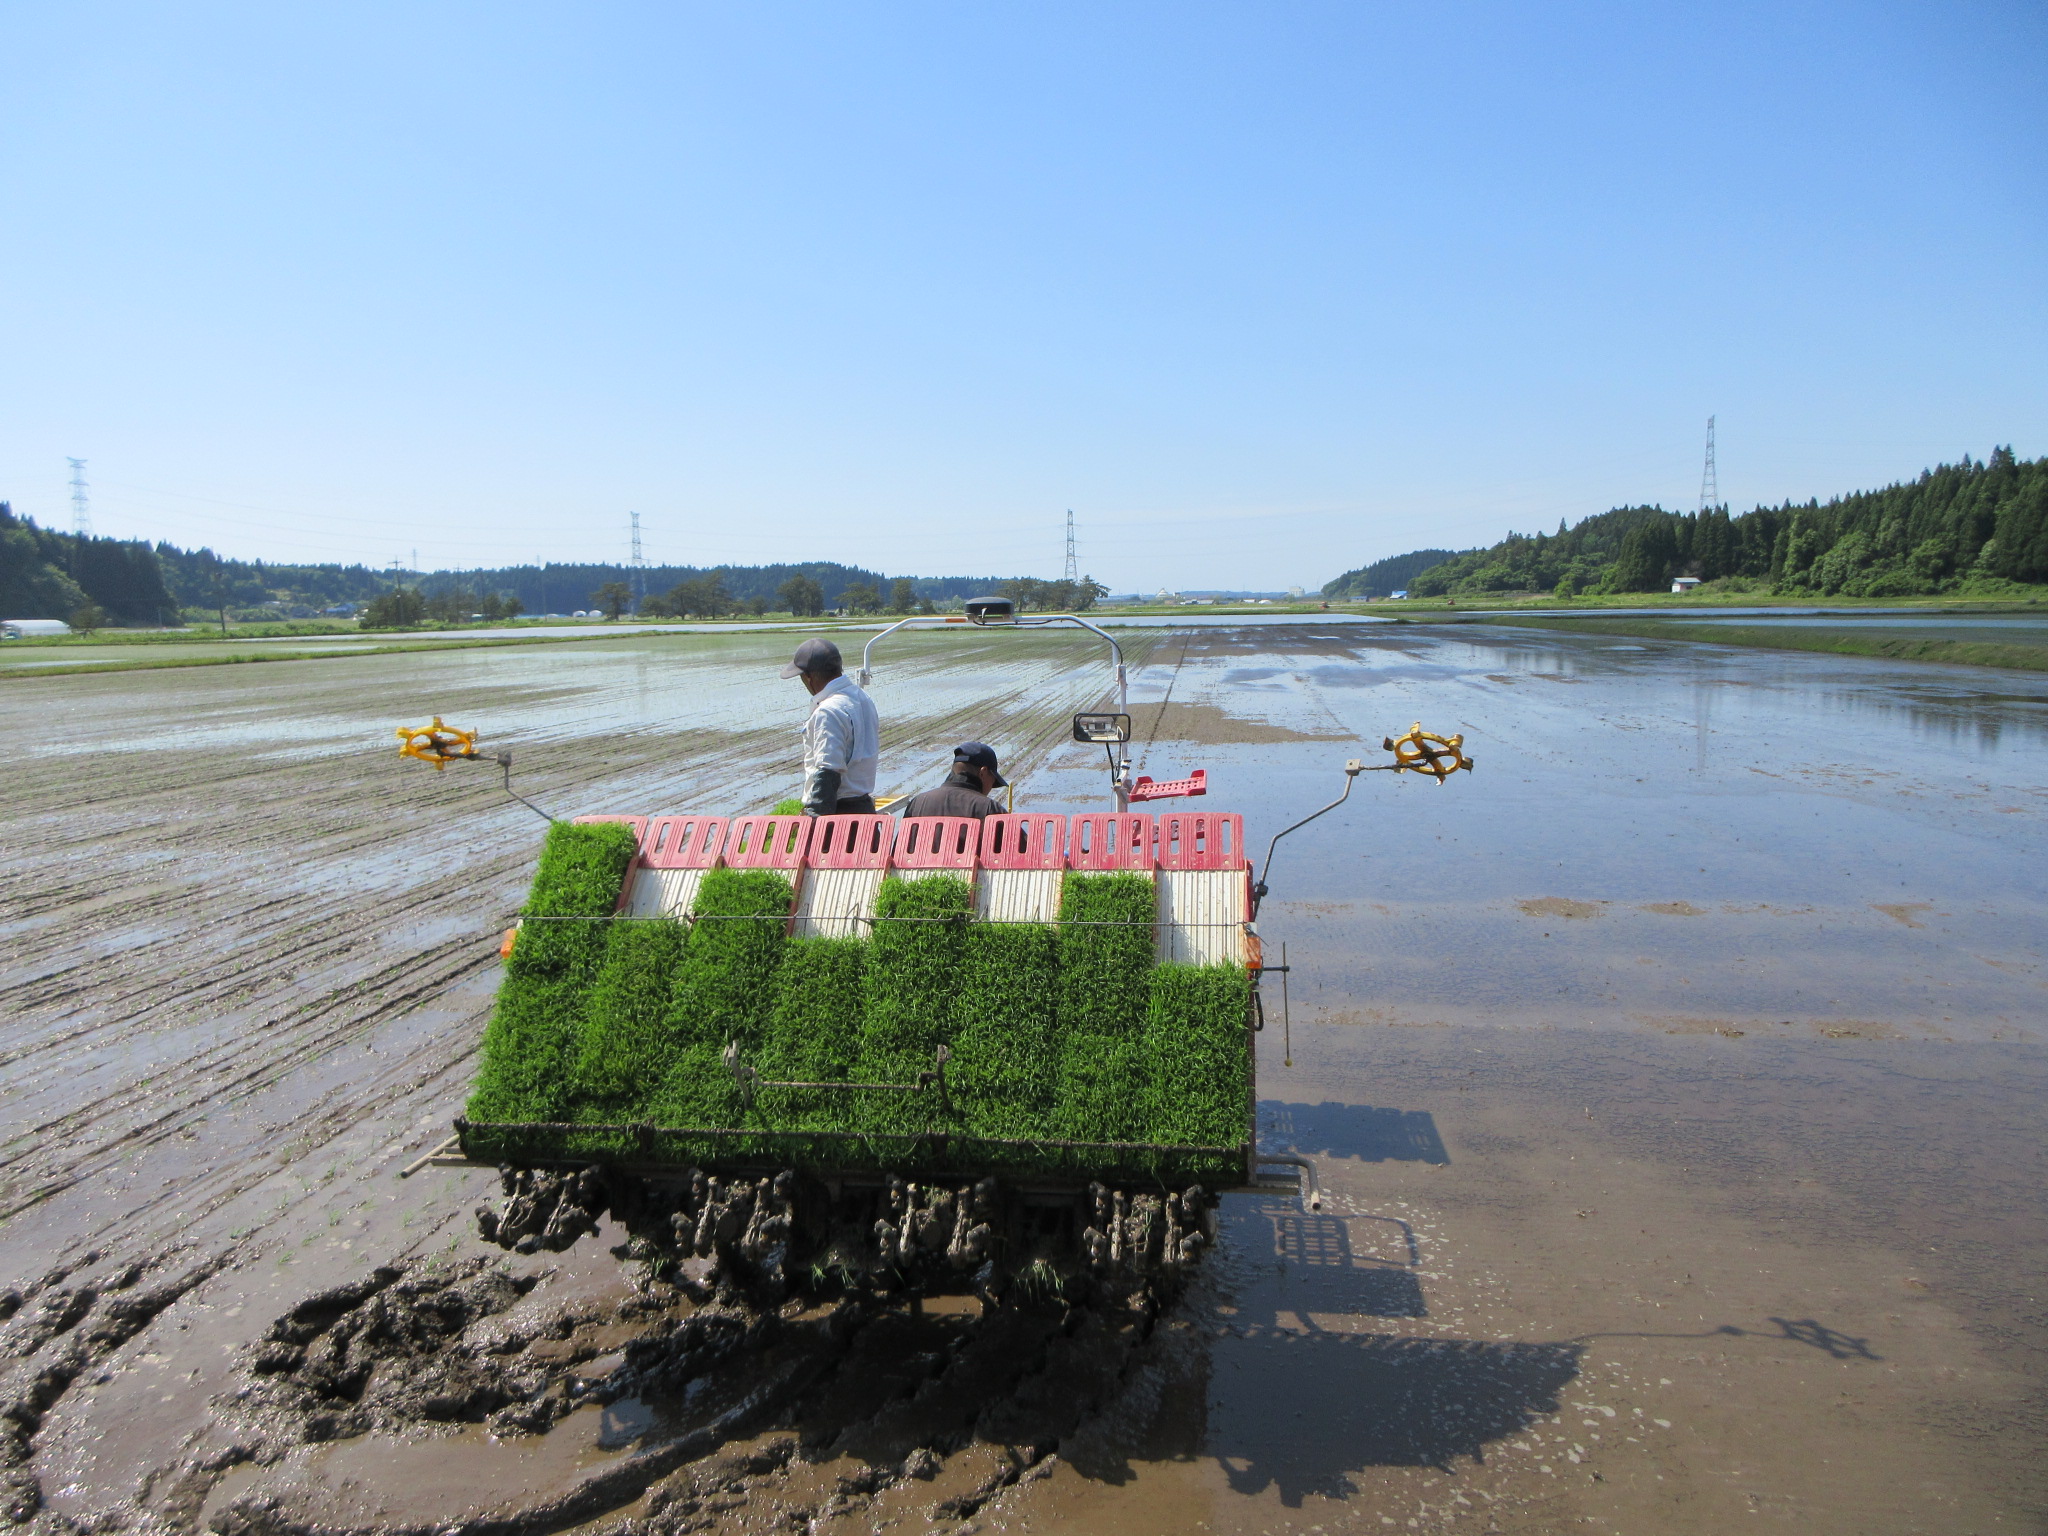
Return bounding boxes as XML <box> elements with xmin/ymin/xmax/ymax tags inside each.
<box><xmin>1</xmin><ymin>622</ymin><xmax>2043</xmax><ymax>1534</ymax></box>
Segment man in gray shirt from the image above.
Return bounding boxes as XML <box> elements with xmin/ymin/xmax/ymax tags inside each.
<box><xmin>901</xmin><ymin>742</ymin><xmax>1006</xmax><ymax>821</ymax></box>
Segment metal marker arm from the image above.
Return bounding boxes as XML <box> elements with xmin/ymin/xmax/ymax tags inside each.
<box><xmin>1252</xmin><ymin>759</ymin><xmax>1369</xmax><ymax>911</ymax></box>
<box><xmin>494</xmin><ymin>751</ymin><xmax>557</xmax><ymax>825</ymax></box>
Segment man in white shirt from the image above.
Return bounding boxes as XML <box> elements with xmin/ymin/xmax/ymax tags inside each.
<box><xmin>781</xmin><ymin>638</ymin><xmax>881</xmax><ymax>816</ymax></box>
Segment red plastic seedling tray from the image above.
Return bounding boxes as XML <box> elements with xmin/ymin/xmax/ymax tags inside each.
<box><xmin>723</xmin><ymin>814</ymin><xmax>814</xmax><ymax>869</ymax></box>
<box><xmin>640</xmin><ymin>815</ymin><xmax>726</xmax><ymax>869</ymax></box>
<box><xmin>1154</xmin><ymin>810</ymin><xmax>1245</xmax><ymax>870</ymax></box>
<box><xmin>804</xmin><ymin>813</ymin><xmax>894</xmax><ymax>868</ymax></box>
<box><xmin>893</xmin><ymin>816</ymin><xmax>981</xmax><ymax>870</ymax></box>
<box><xmin>1068</xmin><ymin>813</ymin><xmax>1155</xmax><ymax>870</ymax></box>
<box><xmin>979</xmin><ymin>813</ymin><xmax>1067</xmax><ymax>870</ymax></box>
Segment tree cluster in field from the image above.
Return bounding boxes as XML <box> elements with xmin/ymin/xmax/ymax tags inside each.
<box><xmin>466</xmin><ymin>825</ymin><xmax>1252</xmax><ymax>1180</ymax></box>
<box><xmin>1324</xmin><ymin>448</ymin><xmax>2048</xmax><ymax>600</ymax></box>
<box><xmin>437</xmin><ymin>561</ymin><xmax>1009</xmax><ymax>618</ymax></box>
<box><xmin>995</xmin><ymin>576</ymin><xmax>1110</xmax><ymax>612</ymax></box>
<box><xmin>360</xmin><ymin>585</ymin><xmax>528</xmax><ymax>627</ymax></box>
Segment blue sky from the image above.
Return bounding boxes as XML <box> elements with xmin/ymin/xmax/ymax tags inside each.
<box><xmin>2</xmin><ymin>3</ymin><xmax>2042</xmax><ymax>591</ymax></box>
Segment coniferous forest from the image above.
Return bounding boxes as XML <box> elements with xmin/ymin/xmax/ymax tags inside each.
<box><xmin>1325</xmin><ymin>448</ymin><xmax>2048</xmax><ymax>600</ymax></box>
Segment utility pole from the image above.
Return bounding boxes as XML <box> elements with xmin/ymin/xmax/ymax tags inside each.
<box><xmin>67</xmin><ymin>458</ymin><xmax>92</xmax><ymax>537</ymax></box>
<box><xmin>630</xmin><ymin>511</ymin><xmax>646</xmax><ymax>606</ymax></box>
<box><xmin>1064</xmin><ymin>509</ymin><xmax>1078</xmax><ymax>584</ymax></box>
<box><xmin>1699</xmin><ymin>416</ymin><xmax>1718</xmax><ymax>513</ymax></box>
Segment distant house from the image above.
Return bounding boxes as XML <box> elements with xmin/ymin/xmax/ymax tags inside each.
<box><xmin>1389</xmin><ymin>590</ymin><xmax>1409</xmax><ymax>600</ymax></box>
<box><xmin>1671</xmin><ymin>576</ymin><xmax>1702</xmax><ymax>593</ymax></box>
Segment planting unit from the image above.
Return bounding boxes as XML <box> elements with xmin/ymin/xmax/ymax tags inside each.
<box><xmin>438</xmin><ymin>805</ymin><xmax>1286</xmax><ymax>1304</ymax></box>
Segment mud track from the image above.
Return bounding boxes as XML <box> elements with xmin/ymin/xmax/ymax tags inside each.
<box><xmin>185</xmin><ymin>1251</ymin><xmax>1186</xmax><ymax>1536</ymax></box>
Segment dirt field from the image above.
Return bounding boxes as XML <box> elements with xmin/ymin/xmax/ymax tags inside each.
<box><xmin>3</xmin><ymin>623</ymin><xmax>2043</xmax><ymax>1535</ymax></box>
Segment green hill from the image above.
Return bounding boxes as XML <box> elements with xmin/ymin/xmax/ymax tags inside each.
<box><xmin>1322</xmin><ymin>547</ymin><xmax>1464</xmax><ymax>600</ymax></box>
<box><xmin>1331</xmin><ymin>448</ymin><xmax>2048</xmax><ymax>600</ymax></box>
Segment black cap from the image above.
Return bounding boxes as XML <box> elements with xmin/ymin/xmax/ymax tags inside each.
<box><xmin>954</xmin><ymin>742</ymin><xmax>1006</xmax><ymax>788</ymax></box>
<box><xmin>780</xmin><ymin>637</ymin><xmax>843</xmax><ymax>679</ymax></box>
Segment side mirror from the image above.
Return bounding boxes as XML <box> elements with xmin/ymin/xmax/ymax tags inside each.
<box><xmin>1072</xmin><ymin>712</ymin><xmax>1132</xmax><ymax>744</ymax></box>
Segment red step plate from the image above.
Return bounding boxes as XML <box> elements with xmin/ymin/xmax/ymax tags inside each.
<box><xmin>1128</xmin><ymin>768</ymin><xmax>1207</xmax><ymax>802</ymax></box>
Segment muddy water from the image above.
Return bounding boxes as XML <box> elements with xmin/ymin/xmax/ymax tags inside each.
<box><xmin>2</xmin><ymin>623</ymin><xmax>2043</xmax><ymax>1534</ymax></box>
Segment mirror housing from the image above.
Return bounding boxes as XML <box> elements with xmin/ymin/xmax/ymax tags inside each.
<box><xmin>1072</xmin><ymin>712</ymin><xmax>1132</xmax><ymax>744</ymax></box>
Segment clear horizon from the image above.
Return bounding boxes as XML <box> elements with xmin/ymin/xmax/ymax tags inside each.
<box><xmin>2</xmin><ymin>3</ymin><xmax>2042</xmax><ymax>591</ymax></box>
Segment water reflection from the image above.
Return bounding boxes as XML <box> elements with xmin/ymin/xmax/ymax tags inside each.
<box><xmin>1449</xmin><ymin>625</ymin><xmax>2048</xmax><ymax>753</ymax></box>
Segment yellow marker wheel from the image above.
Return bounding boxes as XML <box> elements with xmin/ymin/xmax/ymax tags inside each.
<box><xmin>397</xmin><ymin>716</ymin><xmax>482</xmax><ymax>770</ymax></box>
<box><xmin>1385</xmin><ymin>722</ymin><xmax>1472</xmax><ymax>783</ymax></box>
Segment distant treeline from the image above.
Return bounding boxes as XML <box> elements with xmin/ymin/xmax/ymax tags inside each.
<box><xmin>0</xmin><ymin>503</ymin><xmax>1058</xmax><ymax>626</ymax></box>
<box><xmin>1328</xmin><ymin>449</ymin><xmax>2048</xmax><ymax>600</ymax></box>
<box><xmin>1322</xmin><ymin>548</ymin><xmax>1462</xmax><ymax>600</ymax></box>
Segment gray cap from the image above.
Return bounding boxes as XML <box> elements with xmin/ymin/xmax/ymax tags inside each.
<box><xmin>780</xmin><ymin>637</ymin><xmax>843</xmax><ymax>679</ymax></box>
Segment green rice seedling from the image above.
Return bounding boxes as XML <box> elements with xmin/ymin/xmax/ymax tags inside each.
<box><xmin>1141</xmin><ymin>963</ymin><xmax>1252</xmax><ymax>1148</ymax></box>
<box><xmin>467</xmin><ymin>820</ymin><xmax>637</xmax><ymax>1123</ymax></box>
<box><xmin>648</xmin><ymin>866</ymin><xmax>794</xmax><ymax>1127</ymax></box>
<box><xmin>646</xmin><ymin>1039</ymin><xmax>746</xmax><ymax>1128</ymax></box>
<box><xmin>666</xmin><ymin>867</ymin><xmax>795</xmax><ymax>1051</ymax></box>
<box><xmin>755</xmin><ymin>937</ymin><xmax>868</xmax><ymax>1128</ymax></box>
<box><xmin>771</xmin><ymin>797</ymin><xmax>805</xmax><ymax>815</ymax></box>
<box><xmin>1051</xmin><ymin>872</ymin><xmax>1156</xmax><ymax>1143</ymax></box>
<box><xmin>1051</xmin><ymin>1030</ymin><xmax>1148</xmax><ymax>1144</ymax></box>
<box><xmin>950</xmin><ymin>922</ymin><xmax>1058</xmax><ymax>1137</ymax></box>
<box><xmin>571</xmin><ymin>917</ymin><xmax>690</xmax><ymax>1117</ymax></box>
<box><xmin>1055</xmin><ymin>873</ymin><xmax>1155</xmax><ymax>1032</ymax></box>
<box><xmin>856</xmin><ymin>874</ymin><xmax>974</xmax><ymax>1132</ymax></box>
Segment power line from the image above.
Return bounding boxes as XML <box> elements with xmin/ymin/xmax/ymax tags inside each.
<box><xmin>1699</xmin><ymin>415</ymin><xmax>1719</xmax><ymax>512</ymax></box>
<box><xmin>67</xmin><ymin>458</ymin><xmax>92</xmax><ymax>537</ymax></box>
<box><xmin>1064</xmin><ymin>508</ymin><xmax>1077</xmax><ymax>583</ymax></box>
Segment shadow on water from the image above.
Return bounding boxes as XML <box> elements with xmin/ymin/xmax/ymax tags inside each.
<box><xmin>1264</xmin><ymin>1204</ymin><xmax>1427</xmax><ymax>1319</ymax></box>
<box><xmin>1261</xmin><ymin>1100</ymin><xmax>1451</xmax><ymax>1164</ymax></box>
<box><xmin>1209</xmin><ymin>1329</ymin><xmax>1583</xmax><ymax>1498</ymax></box>
<box><xmin>1197</xmin><ymin>1195</ymin><xmax>1581</xmax><ymax>1502</ymax></box>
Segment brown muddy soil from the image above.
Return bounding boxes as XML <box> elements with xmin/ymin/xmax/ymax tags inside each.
<box><xmin>3</xmin><ymin>623</ymin><xmax>2045</xmax><ymax>1535</ymax></box>
<box><xmin>185</xmin><ymin>1249</ymin><xmax>1180</xmax><ymax>1536</ymax></box>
